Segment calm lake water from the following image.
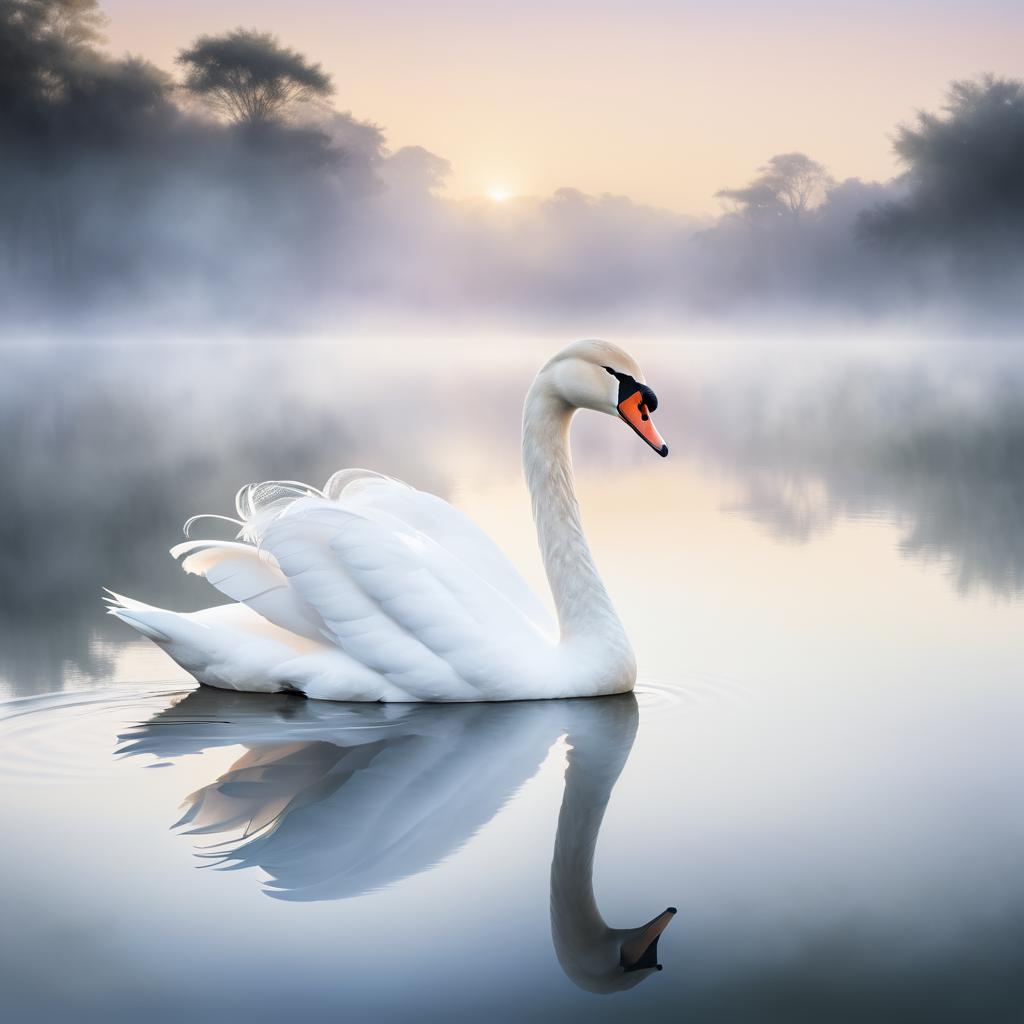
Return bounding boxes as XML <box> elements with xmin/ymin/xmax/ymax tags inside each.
<box><xmin>1</xmin><ymin>334</ymin><xmax>1022</xmax><ymax>1022</ymax></box>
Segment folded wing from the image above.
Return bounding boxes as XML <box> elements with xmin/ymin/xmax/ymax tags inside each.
<box><xmin>174</xmin><ymin>472</ymin><xmax>557</xmax><ymax>701</ymax></box>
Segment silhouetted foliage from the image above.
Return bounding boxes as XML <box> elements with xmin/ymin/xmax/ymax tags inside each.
<box><xmin>861</xmin><ymin>75</ymin><xmax>1024</xmax><ymax>250</ymax></box>
<box><xmin>0</xmin><ymin>2</ymin><xmax>375</xmax><ymax>325</ymax></box>
<box><xmin>177</xmin><ymin>29</ymin><xmax>333</xmax><ymax>125</ymax></box>
<box><xmin>0</xmin><ymin>1</ymin><xmax>176</xmax><ymax>291</ymax></box>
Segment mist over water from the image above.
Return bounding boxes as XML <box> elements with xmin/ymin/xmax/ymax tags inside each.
<box><xmin>2</xmin><ymin>331</ymin><xmax>1023</xmax><ymax>693</ymax></box>
<box><xmin>682</xmin><ymin>340</ymin><xmax>1024</xmax><ymax>594</ymax></box>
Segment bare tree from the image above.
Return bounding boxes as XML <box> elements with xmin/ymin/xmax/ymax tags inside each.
<box><xmin>766</xmin><ymin>153</ymin><xmax>833</xmax><ymax>218</ymax></box>
<box><xmin>717</xmin><ymin>152</ymin><xmax>833</xmax><ymax>221</ymax></box>
<box><xmin>176</xmin><ymin>29</ymin><xmax>332</xmax><ymax>126</ymax></box>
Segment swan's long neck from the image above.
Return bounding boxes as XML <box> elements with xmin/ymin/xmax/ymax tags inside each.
<box><xmin>522</xmin><ymin>377</ymin><xmax>628</xmax><ymax>649</ymax></box>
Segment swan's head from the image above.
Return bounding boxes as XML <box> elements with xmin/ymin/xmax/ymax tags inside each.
<box><xmin>540</xmin><ymin>339</ymin><xmax>668</xmax><ymax>457</ymax></box>
<box><xmin>554</xmin><ymin>905</ymin><xmax>678</xmax><ymax>994</ymax></box>
<box><xmin>619</xmin><ymin>906</ymin><xmax>677</xmax><ymax>976</ymax></box>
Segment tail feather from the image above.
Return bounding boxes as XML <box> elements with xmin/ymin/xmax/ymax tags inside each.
<box><xmin>104</xmin><ymin>590</ymin><xmax>174</xmax><ymax>643</ymax></box>
<box><xmin>103</xmin><ymin>588</ymin><xmax>158</xmax><ymax>612</ymax></box>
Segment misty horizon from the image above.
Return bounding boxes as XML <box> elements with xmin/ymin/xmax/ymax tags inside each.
<box><xmin>3</xmin><ymin>0</ymin><xmax>1024</xmax><ymax>333</ymax></box>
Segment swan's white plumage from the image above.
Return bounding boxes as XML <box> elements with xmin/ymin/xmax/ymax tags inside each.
<box><xmin>170</xmin><ymin>539</ymin><xmax>324</xmax><ymax>640</ymax></box>
<box><xmin>107</xmin><ymin>340</ymin><xmax>657</xmax><ymax>702</ymax></box>
<box><xmin>109</xmin><ymin>473</ymin><xmax>563</xmax><ymax>701</ymax></box>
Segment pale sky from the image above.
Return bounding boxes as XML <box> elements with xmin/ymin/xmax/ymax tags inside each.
<box><xmin>102</xmin><ymin>0</ymin><xmax>1024</xmax><ymax>215</ymax></box>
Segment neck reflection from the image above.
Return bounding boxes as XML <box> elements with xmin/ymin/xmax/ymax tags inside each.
<box><xmin>118</xmin><ymin>687</ymin><xmax>674</xmax><ymax>992</ymax></box>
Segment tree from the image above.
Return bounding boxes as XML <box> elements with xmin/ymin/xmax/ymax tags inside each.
<box><xmin>0</xmin><ymin>0</ymin><xmax>128</xmax><ymax>280</ymax></box>
<box><xmin>0</xmin><ymin>0</ymin><xmax>103</xmax><ymax>112</ymax></box>
<box><xmin>713</xmin><ymin>180</ymin><xmax>783</xmax><ymax>221</ymax></box>
<box><xmin>716</xmin><ymin>152</ymin><xmax>833</xmax><ymax>221</ymax></box>
<box><xmin>36</xmin><ymin>0</ymin><xmax>103</xmax><ymax>47</ymax></box>
<box><xmin>176</xmin><ymin>29</ymin><xmax>332</xmax><ymax>126</ymax></box>
<box><xmin>861</xmin><ymin>75</ymin><xmax>1024</xmax><ymax>246</ymax></box>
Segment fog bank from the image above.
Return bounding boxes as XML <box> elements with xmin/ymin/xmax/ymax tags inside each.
<box><xmin>3</xmin><ymin>3</ymin><xmax>1024</xmax><ymax>333</ymax></box>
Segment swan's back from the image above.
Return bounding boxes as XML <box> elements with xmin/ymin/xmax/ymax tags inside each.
<box><xmin>109</xmin><ymin>470</ymin><xmax>561</xmax><ymax>702</ymax></box>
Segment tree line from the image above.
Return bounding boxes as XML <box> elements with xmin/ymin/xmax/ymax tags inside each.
<box><xmin>0</xmin><ymin>0</ymin><xmax>366</xmax><ymax>325</ymax></box>
<box><xmin>2</xmin><ymin>0</ymin><xmax>1023</xmax><ymax>329</ymax></box>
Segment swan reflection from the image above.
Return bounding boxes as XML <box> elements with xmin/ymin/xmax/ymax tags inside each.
<box><xmin>118</xmin><ymin>688</ymin><xmax>674</xmax><ymax>992</ymax></box>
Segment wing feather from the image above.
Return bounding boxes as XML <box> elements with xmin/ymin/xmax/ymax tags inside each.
<box><xmin>261</xmin><ymin>514</ymin><xmax>482</xmax><ymax>700</ymax></box>
<box><xmin>328</xmin><ymin>476</ymin><xmax>555</xmax><ymax>637</ymax></box>
<box><xmin>261</xmin><ymin>498</ymin><xmax>554</xmax><ymax>699</ymax></box>
<box><xmin>172</xmin><ymin>472</ymin><xmax>557</xmax><ymax>701</ymax></box>
<box><xmin>170</xmin><ymin>540</ymin><xmax>323</xmax><ymax>641</ymax></box>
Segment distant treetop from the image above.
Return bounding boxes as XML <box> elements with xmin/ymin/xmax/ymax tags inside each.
<box><xmin>716</xmin><ymin>152</ymin><xmax>834</xmax><ymax>222</ymax></box>
<box><xmin>176</xmin><ymin>28</ymin><xmax>333</xmax><ymax>125</ymax></box>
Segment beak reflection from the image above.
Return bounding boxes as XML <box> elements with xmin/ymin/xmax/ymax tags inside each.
<box><xmin>620</xmin><ymin>907</ymin><xmax>677</xmax><ymax>972</ymax></box>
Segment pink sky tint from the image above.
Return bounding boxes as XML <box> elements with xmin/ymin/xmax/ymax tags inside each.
<box><xmin>100</xmin><ymin>0</ymin><xmax>1024</xmax><ymax>214</ymax></box>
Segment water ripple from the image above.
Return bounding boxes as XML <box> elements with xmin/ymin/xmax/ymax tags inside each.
<box><xmin>0</xmin><ymin>686</ymin><xmax>186</xmax><ymax>782</ymax></box>
<box><xmin>635</xmin><ymin>672</ymin><xmax>755</xmax><ymax>712</ymax></box>
<box><xmin>0</xmin><ymin>677</ymin><xmax>749</xmax><ymax>784</ymax></box>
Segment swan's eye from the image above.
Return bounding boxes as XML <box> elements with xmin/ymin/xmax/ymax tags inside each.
<box><xmin>603</xmin><ymin>366</ymin><xmax>658</xmax><ymax>413</ymax></box>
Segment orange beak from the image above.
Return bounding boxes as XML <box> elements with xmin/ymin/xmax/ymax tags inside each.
<box><xmin>618</xmin><ymin>390</ymin><xmax>668</xmax><ymax>457</ymax></box>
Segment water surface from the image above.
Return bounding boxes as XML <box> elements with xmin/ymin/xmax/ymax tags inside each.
<box><xmin>1</xmin><ymin>335</ymin><xmax>1022</xmax><ymax>1022</ymax></box>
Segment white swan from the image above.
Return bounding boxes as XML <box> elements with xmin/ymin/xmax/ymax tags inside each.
<box><xmin>106</xmin><ymin>340</ymin><xmax>668</xmax><ymax>701</ymax></box>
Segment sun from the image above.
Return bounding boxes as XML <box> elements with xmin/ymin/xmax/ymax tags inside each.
<box><xmin>486</xmin><ymin>185</ymin><xmax>514</xmax><ymax>203</ymax></box>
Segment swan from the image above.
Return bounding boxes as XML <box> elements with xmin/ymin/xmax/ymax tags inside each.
<box><xmin>118</xmin><ymin>686</ymin><xmax>676</xmax><ymax>989</ymax></box>
<box><xmin>106</xmin><ymin>340</ymin><xmax>668</xmax><ymax>701</ymax></box>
